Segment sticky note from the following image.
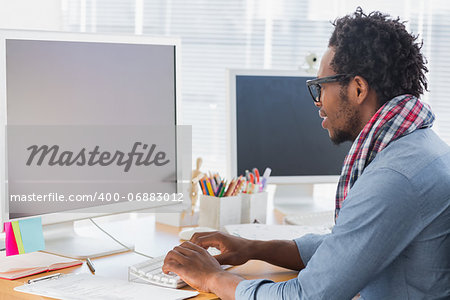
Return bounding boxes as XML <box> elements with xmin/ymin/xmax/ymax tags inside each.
<box><xmin>4</xmin><ymin>222</ymin><xmax>19</xmax><ymax>256</ymax></box>
<box><xmin>18</xmin><ymin>217</ymin><xmax>45</xmax><ymax>253</ymax></box>
<box><xmin>11</xmin><ymin>221</ymin><xmax>25</xmax><ymax>254</ymax></box>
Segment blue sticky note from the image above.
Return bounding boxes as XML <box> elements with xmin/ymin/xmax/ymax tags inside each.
<box><xmin>18</xmin><ymin>217</ymin><xmax>45</xmax><ymax>253</ymax></box>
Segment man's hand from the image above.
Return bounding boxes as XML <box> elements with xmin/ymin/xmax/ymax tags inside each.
<box><xmin>162</xmin><ymin>241</ymin><xmax>243</xmax><ymax>298</ymax></box>
<box><xmin>192</xmin><ymin>231</ymin><xmax>304</xmax><ymax>271</ymax></box>
<box><xmin>162</xmin><ymin>241</ymin><xmax>222</xmax><ymax>292</ymax></box>
<box><xmin>190</xmin><ymin>231</ymin><xmax>254</xmax><ymax>266</ymax></box>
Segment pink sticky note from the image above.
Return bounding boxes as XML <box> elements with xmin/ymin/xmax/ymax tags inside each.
<box><xmin>4</xmin><ymin>222</ymin><xmax>19</xmax><ymax>256</ymax></box>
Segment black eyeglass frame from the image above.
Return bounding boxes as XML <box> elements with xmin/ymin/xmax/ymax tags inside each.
<box><xmin>306</xmin><ymin>74</ymin><xmax>352</xmax><ymax>103</ymax></box>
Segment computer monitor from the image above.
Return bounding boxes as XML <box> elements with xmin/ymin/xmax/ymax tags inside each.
<box><xmin>228</xmin><ymin>69</ymin><xmax>351</xmax><ymax>185</ymax></box>
<box><xmin>0</xmin><ymin>29</ymin><xmax>189</xmax><ymax>257</ymax></box>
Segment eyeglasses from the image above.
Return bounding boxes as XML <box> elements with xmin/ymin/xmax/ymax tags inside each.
<box><xmin>306</xmin><ymin>74</ymin><xmax>351</xmax><ymax>103</ymax></box>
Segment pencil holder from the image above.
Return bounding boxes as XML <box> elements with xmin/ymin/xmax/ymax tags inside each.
<box><xmin>240</xmin><ymin>191</ymin><xmax>268</xmax><ymax>224</ymax></box>
<box><xmin>198</xmin><ymin>195</ymin><xmax>241</xmax><ymax>230</ymax></box>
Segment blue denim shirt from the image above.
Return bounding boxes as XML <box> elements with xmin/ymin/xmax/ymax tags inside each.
<box><xmin>236</xmin><ymin>128</ymin><xmax>450</xmax><ymax>299</ymax></box>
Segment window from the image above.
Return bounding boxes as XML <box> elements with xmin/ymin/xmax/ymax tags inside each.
<box><xmin>62</xmin><ymin>0</ymin><xmax>450</xmax><ymax>175</ymax></box>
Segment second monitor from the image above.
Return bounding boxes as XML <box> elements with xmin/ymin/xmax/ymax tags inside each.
<box><xmin>229</xmin><ymin>70</ymin><xmax>351</xmax><ymax>184</ymax></box>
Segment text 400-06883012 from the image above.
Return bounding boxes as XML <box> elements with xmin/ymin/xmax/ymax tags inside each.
<box><xmin>98</xmin><ymin>192</ymin><xmax>184</xmax><ymax>202</ymax></box>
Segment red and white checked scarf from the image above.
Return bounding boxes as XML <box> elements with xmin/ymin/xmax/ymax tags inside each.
<box><xmin>335</xmin><ymin>94</ymin><xmax>435</xmax><ymax>218</ymax></box>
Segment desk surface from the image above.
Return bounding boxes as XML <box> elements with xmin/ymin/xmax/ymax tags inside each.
<box><xmin>0</xmin><ymin>211</ymin><xmax>298</xmax><ymax>300</ymax></box>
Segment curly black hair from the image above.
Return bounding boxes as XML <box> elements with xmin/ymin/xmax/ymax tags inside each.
<box><xmin>328</xmin><ymin>7</ymin><xmax>428</xmax><ymax>106</ymax></box>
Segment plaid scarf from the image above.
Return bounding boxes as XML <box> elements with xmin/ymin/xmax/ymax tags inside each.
<box><xmin>335</xmin><ymin>94</ymin><xmax>435</xmax><ymax>218</ymax></box>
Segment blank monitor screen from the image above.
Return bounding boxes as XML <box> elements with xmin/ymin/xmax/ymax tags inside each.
<box><xmin>235</xmin><ymin>74</ymin><xmax>351</xmax><ymax>178</ymax></box>
<box><xmin>3</xmin><ymin>34</ymin><xmax>178</xmax><ymax>219</ymax></box>
<box><xmin>6</xmin><ymin>39</ymin><xmax>175</xmax><ymax>126</ymax></box>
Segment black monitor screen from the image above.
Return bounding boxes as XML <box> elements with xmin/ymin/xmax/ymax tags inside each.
<box><xmin>236</xmin><ymin>75</ymin><xmax>352</xmax><ymax>177</ymax></box>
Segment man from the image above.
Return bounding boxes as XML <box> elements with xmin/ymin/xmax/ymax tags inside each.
<box><xmin>163</xmin><ymin>8</ymin><xmax>450</xmax><ymax>299</ymax></box>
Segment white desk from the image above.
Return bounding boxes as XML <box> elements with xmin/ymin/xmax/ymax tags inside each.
<box><xmin>0</xmin><ymin>210</ymin><xmax>299</xmax><ymax>300</ymax></box>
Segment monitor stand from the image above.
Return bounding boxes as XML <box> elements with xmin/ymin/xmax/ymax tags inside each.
<box><xmin>43</xmin><ymin>221</ymin><xmax>134</xmax><ymax>259</ymax></box>
<box><xmin>273</xmin><ymin>183</ymin><xmax>336</xmax><ymax>215</ymax></box>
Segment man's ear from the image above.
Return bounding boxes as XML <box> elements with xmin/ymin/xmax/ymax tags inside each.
<box><xmin>349</xmin><ymin>75</ymin><xmax>370</xmax><ymax>105</ymax></box>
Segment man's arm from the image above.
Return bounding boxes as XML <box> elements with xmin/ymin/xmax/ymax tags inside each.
<box><xmin>235</xmin><ymin>167</ymin><xmax>422</xmax><ymax>299</ymax></box>
<box><xmin>165</xmin><ymin>167</ymin><xmax>424</xmax><ymax>299</ymax></box>
<box><xmin>251</xmin><ymin>240</ymin><xmax>305</xmax><ymax>270</ymax></box>
<box><xmin>160</xmin><ymin>239</ymin><xmax>307</xmax><ymax>300</ymax></box>
<box><xmin>191</xmin><ymin>232</ymin><xmax>305</xmax><ymax>271</ymax></box>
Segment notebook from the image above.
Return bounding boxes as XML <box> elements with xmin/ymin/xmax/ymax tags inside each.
<box><xmin>0</xmin><ymin>251</ymin><xmax>82</xmax><ymax>280</ymax></box>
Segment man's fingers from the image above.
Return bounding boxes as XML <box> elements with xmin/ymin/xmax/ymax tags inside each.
<box><xmin>179</xmin><ymin>241</ymin><xmax>209</xmax><ymax>253</ymax></box>
<box><xmin>162</xmin><ymin>260</ymin><xmax>183</xmax><ymax>275</ymax></box>
<box><xmin>192</xmin><ymin>234</ymin><xmax>224</xmax><ymax>250</ymax></box>
<box><xmin>173</xmin><ymin>243</ymin><xmax>198</xmax><ymax>257</ymax></box>
<box><xmin>190</xmin><ymin>231</ymin><xmax>219</xmax><ymax>244</ymax></box>
<box><xmin>164</xmin><ymin>248</ymin><xmax>189</xmax><ymax>266</ymax></box>
<box><xmin>163</xmin><ymin>241</ymin><xmax>211</xmax><ymax>275</ymax></box>
<box><xmin>213</xmin><ymin>252</ymin><xmax>234</xmax><ymax>265</ymax></box>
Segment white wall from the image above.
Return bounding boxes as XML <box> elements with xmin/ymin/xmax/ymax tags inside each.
<box><xmin>0</xmin><ymin>0</ymin><xmax>62</xmax><ymax>30</ymax></box>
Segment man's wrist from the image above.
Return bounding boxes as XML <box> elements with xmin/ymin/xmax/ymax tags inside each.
<box><xmin>208</xmin><ymin>270</ymin><xmax>244</xmax><ymax>299</ymax></box>
<box><xmin>248</xmin><ymin>240</ymin><xmax>264</xmax><ymax>260</ymax></box>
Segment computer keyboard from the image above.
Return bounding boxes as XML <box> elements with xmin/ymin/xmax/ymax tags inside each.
<box><xmin>128</xmin><ymin>247</ymin><xmax>229</xmax><ymax>289</ymax></box>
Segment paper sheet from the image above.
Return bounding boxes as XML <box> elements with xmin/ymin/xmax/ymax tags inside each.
<box><xmin>11</xmin><ymin>221</ymin><xmax>25</xmax><ymax>254</ymax></box>
<box><xmin>15</xmin><ymin>273</ymin><xmax>198</xmax><ymax>300</ymax></box>
<box><xmin>225</xmin><ymin>223</ymin><xmax>331</xmax><ymax>241</ymax></box>
<box><xmin>4</xmin><ymin>222</ymin><xmax>19</xmax><ymax>256</ymax></box>
<box><xmin>19</xmin><ymin>217</ymin><xmax>45</xmax><ymax>253</ymax></box>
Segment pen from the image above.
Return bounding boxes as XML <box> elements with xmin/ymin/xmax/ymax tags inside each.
<box><xmin>262</xmin><ymin>167</ymin><xmax>272</xmax><ymax>179</ymax></box>
<box><xmin>86</xmin><ymin>257</ymin><xmax>95</xmax><ymax>274</ymax></box>
<box><xmin>28</xmin><ymin>273</ymin><xmax>62</xmax><ymax>284</ymax></box>
<box><xmin>233</xmin><ymin>178</ymin><xmax>245</xmax><ymax>196</ymax></box>
<box><xmin>218</xmin><ymin>181</ymin><xmax>227</xmax><ymax>197</ymax></box>
<box><xmin>253</xmin><ymin>168</ymin><xmax>260</xmax><ymax>183</ymax></box>
<box><xmin>249</xmin><ymin>173</ymin><xmax>255</xmax><ymax>184</ymax></box>
<box><xmin>262</xmin><ymin>167</ymin><xmax>272</xmax><ymax>190</ymax></box>
<box><xmin>231</xmin><ymin>178</ymin><xmax>241</xmax><ymax>196</ymax></box>
<box><xmin>213</xmin><ymin>174</ymin><xmax>220</xmax><ymax>186</ymax></box>
<box><xmin>205</xmin><ymin>180</ymin><xmax>214</xmax><ymax>196</ymax></box>
<box><xmin>209</xmin><ymin>178</ymin><xmax>217</xmax><ymax>194</ymax></box>
<box><xmin>225</xmin><ymin>179</ymin><xmax>238</xmax><ymax>197</ymax></box>
<box><xmin>200</xmin><ymin>179</ymin><xmax>207</xmax><ymax>195</ymax></box>
<box><xmin>215</xmin><ymin>181</ymin><xmax>224</xmax><ymax>196</ymax></box>
<box><xmin>198</xmin><ymin>180</ymin><xmax>206</xmax><ymax>195</ymax></box>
